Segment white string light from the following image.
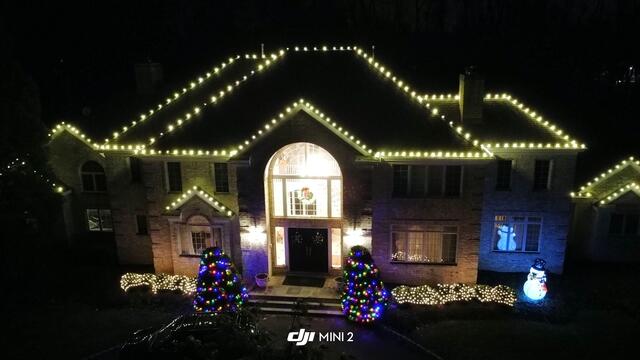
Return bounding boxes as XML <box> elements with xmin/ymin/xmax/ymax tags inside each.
<box><xmin>165</xmin><ymin>185</ymin><xmax>234</xmax><ymax>216</ymax></box>
<box><xmin>392</xmin><ymin>283</ymin><xmax>517</xmax><ymax>306</ymax></box>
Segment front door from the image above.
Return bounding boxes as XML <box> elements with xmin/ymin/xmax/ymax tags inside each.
<box><xmin>288</xmin><ymin>228</ymin><xmax>328</xmax><ymax>273</ymax></box>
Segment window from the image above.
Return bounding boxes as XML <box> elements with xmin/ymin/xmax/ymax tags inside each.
<box><xmin>444</xmin><ymin>166</ymin><xmax>462</xmax><ymax>196</ymax></box>
<box><xmin>166</xmin><ymin>162</ymin><xmax>182</xmax><ymax>192</ymax></box>
<box><xmin>427</xmin><ymin>166</ymin><xmax>444</xmax><ymax>196</ymax></box>
<box><xmin>86</xmin><ymin>209</ymin><xmax>113</xmax><ymax>232</ymax></box>
<box><xmin>214</xmin><ymin>163</ymin><xmax>229</xmax><ymax>193</ymax></box>
<box><xmin>496</xmin><ymin>160</ymin><xmax>512</xmax><ymax>190</ymax></box>
<box><xmin>136</xmin><ymin>215</ymin><xmax>148</xmax><ymax>235</ymax></box>
<box><xmin>81</xmin><ymin>161</ymin><xmax>106</xmax><ymax>192</ymax></box>
<box><xmin>533</xmin><ymin>160</ymin><xmax>551</xmax><ymax>190</ymax></box>
<box><xmin>493</xmin><ymin>215</ymin><xmax>542</xmax><ymax>252</ymax></box>
<box><xmin>270</xmin><ymin>143</ymin><xmax>341</xmax><ymax>219</ymax></box>
<box><xmin>130</xmin><ymin>157</ymin><xmax>142</xmax><ymax>183</ymax></box>
<box><xmin>391</xmin><ymin>225</ymin><xmax>457</xmax><ymax>263</ymax></box>
<box><xmin>392</xmin><ymin>165</ymin><xmax>408</xmax><ymax>197</ymax></box>
<box><xmin>409</xmin><ymin>165</ymin><xmax>426</xmax><ymax>197</ymax></box>
<box><xmin>275</xmin><ymin>226</ymin><xmax>286</xmax><ymax>266</ymax></box>
<box><xmin>181</xmin><ymin>215</ymin><xmax>222</xmax><ymax>255</ymax></box>
<box><xmin>331</xmin><ymin>228</ymin><xmax>342</xmax><ymax>269</ymax></box>
<box><xmin>609</xmin><ymin>213</ymin><xmax>640</xmax><ymax>236</ymax></box>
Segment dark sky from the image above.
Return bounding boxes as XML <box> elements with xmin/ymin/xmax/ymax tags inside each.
<box><xmin>2</xmin><ymin>0</ymin><xmax>639</xmax><ymax>183</ymax></box>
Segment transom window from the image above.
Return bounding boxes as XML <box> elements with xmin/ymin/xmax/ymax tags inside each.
<box><xmin>269</xmin><ymin>143</ymin><xmax>341</xmax><ymax>218</ymax></box>
<box><xmin>493</xmin><ymin>215</ymin><xmax>542</xmax><ymax>252</ymax></box>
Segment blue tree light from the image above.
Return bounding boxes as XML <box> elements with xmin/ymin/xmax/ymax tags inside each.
<box><xmin>341</xmin><ymin>246</ymin><xmax>389</xmax><ymax>323</ymax></box>
<box><xmin>193</xmin><ymin>247</ymin><xmax>248</xmax><ymax>313</ymax></box>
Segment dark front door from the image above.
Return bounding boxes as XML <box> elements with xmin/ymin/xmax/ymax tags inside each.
<box><xmin>288</xmin><ymin>228</ymin><xmax>328</xmax><ymax>273</ymax></box>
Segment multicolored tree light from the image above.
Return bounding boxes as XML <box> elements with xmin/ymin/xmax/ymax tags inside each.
<box><xmin>341</xmin><ymin>245</ymin><xmax>389</xmax><ymax>323</ymax></box>
<box><xmin>193</xmin><ymin>247</ymin><xmax>248</xmax><ymax>314</ymax></box>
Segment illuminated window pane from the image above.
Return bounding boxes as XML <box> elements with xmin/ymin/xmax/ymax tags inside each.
<box><xmin>391</xmin><ymin>225</ymin><xmax>457</xmax><ymax>263</ymax></box>
<box><xmin>275</xmin><ymin>226</ymin><xmax>286</xmax><ymax>266</ymax></box>
<box><xmin>331</xmin><ymin>228</ymin><xmax>342</xmax><ymax>269</ymax></box>
<box><xmin>285</xmin><ymin>179</ymin><xmax>327</xmax><ymax>217</ymax></box>
<box><xmin>272</xmin><ymin>143</ymin><xmax>340</xmax><ymax>176</ymax></box>
<box><xmin>493</xmin><ymin>215</ymin><xmax>542</xmax><ymax>252</ymax></box>
<box><xmin>273</xmin><ymin>179</ymin><xmax>284</xmax><ymax>216</ymax></box>
<box><xmin>331</xmin><ymin>179</ymin><xmax>341</xmax><ymax>217</ymax></box>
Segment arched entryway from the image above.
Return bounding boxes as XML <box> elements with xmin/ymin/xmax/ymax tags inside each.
<box><xmin>265</xmin><ymin>143</ymin><xmax>343</xmax><ymax>274</ymax></box>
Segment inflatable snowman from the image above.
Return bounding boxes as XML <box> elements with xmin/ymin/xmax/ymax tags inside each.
<box><xmin>523</xmin><ymin>258</ymin><xmax>548</xmax><ymax>301</ymax></box>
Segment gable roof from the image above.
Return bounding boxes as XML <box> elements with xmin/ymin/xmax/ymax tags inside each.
<box><xmin>164</xmin><ymin>186</ymin><xmax>234</xmax><ymax>216</ymax></box>
<box><xmin>49</xmin><ymin>45</ymin><xmax>586</xmax><ymax>159</ymax></box>
<box><xmin>571</xmin><ymin>156</ymin><xmax>640</xmax><ymax>202</ymax></box>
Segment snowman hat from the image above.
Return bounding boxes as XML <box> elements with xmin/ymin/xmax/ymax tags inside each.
<box><xmin>532</xmin><ymin>258</ymin><xmax>546</xmax><ymax>271</ymax></box>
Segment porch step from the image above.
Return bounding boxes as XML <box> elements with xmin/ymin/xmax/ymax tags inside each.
<box><xmin>248</xmin><ymin>294</ymin><xmax>343</xmax><ymax>317</ymax></box>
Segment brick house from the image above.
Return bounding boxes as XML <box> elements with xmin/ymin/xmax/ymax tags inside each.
<box><xmin>47</xmin><ymin>46</ymin><xmax>584</xmax><ymax>285</ymax></box>
<box><xmin>569</xmin><ymin>156</ymin><xmax>640</xmax><ymax>262</ymax></box>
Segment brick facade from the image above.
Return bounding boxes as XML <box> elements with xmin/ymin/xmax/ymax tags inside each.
<box><xmin>47</xmin><ymin>110</ymin><xmax>578</xmax><ymax>286</ymax></box>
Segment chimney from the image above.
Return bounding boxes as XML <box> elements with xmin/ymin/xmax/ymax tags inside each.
<box><xmin>135</xmin><ymin>62</ymin><xmax>164</xmax><ymax>95</ymax></box>
<box><xmin>458</xmin><ymin>66</ymin><xmax>484</xmax><ymax>123</ymax></box>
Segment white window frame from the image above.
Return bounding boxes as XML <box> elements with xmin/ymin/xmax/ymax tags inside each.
<box><xmin>492</xmin><ymin>214</ymin><xmax>543</xmax><ymax>253</ymax></box>
<box><xmin>86</xmin><ymin>209</ymin><xmax>113</xmax><ymax>232</ymax></box>
<box><xmin>389</xmin><ymin>224</ymin><xmax>458</xmax><ymax>264</ymax></box>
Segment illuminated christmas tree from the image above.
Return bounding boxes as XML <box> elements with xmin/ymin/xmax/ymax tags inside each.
<box><xmin>341</xmin><ymin>245</ymin><xmax>389</xmax><ymax>323</ymax></box>
<box><xmin>193</xmin><ymin>247</ymin><xmax>248</xmax><ymax>313</ymax></box>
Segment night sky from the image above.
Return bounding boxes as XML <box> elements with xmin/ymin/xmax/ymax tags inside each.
<box><xmin>2</xmin><ymin>0</ymin><xmax>639</xmax><ymax>183</ymax></box>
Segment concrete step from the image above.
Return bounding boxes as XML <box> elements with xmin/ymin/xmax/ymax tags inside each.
<box><xmin>248</xmin><ymin>294</ymin><xmax>344</xmax><ymax>316</ymax></box>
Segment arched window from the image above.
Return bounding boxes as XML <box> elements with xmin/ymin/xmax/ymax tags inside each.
<box><xmin>81</xmin><ymin>161</ymin><xmax>106</xmax><ymax>192</ymax></box>
<box><xmin>268</xmin><ymin>143</ymin><xmax>342</xmax><ymax>218</ymax></box>
<box><xmin>181</xmin><ymin>215</ymin><xmax>223</xmax><ymax>255</ymax></box>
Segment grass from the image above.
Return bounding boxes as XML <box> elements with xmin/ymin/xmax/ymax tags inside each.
<box><xmin>382</xmin><ymin>263</ymin><xmax>640</xmax><ymax>360</ymax></box>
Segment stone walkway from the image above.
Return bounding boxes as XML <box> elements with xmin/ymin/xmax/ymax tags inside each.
<box><xmin>250</xmin><ymin>275</ymin><xmax>340</xmax><ymax>299</ymax></box>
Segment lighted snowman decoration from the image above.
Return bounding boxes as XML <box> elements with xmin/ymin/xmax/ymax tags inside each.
<box><xmin>523</xmin><ymin>258</ymin><xmax>548</xmax><ymax>301</ymax></box>
<box><xmin>496</xmin><ymin>225</ymin><xmax>516</xmax><ymax>251</ymax></box>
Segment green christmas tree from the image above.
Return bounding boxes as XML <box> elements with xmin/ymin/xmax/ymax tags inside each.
<box><xmin>193</xmin><ymin>247</ymin><xmax>248</xmax><ymax>313</ymax></box>
<box><xmin>341</xmin><ymin>246</ymin><xmax>389</xmax><ymax>322</ymax></box>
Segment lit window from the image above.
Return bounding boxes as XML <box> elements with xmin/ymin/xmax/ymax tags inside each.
<box><xmin>86</xmin><ymin>209</ymin><xmax>112</xmax><ymax>232</ymax></box>
<box><xmin>181</xmin><ymin>215</ymin><xmax>222</xmax><ymax>255</ymax></box>
<box><xmin>331</xmin><ymin>228</ymin><xmax>342</xmax><ymax>269</ymax></box>
<box><xmin>269</xmin><ymin>143</ymin><xmax>341</xmax><ymax>219</ymax></box>
<box><xmin>493</xmin><ymin>215</ymin><xmax>542</xmax><ymax>252</ymax></box>
<box><xmin>275</xmin><ymin>226</ymin><xmax>286</xmax><ymax>266</ymax></box>
<box><xmin>391</xmin><ymin>225</ymin><xmax>457</xmax><ymax>263</ymax></box>
<box><xmin>81</xmin><ymin>161</ymin><xmax>106</xmax><ymax>192</ymax></box>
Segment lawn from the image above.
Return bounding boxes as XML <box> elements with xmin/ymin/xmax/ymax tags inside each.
<box><xmin>382</xmin><ymin>263</ymin><xmax>640</xmax><ymax>360</ymax></box>
<box><xmin>4</xmin><ymin>262</ymin><xmax>640</xmax><ymax>359</ymax></box>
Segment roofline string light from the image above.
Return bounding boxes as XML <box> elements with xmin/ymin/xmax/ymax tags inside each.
<box><xmin>0</xmin><ymin>157</ymin><xmax>66</xmax><ymax>194</ymax></box>
<box><xmin>571</xmin><ymin>156</ymin><xmax>639</xmax><ymax>198</ymax></box>
<box><xmin>165</xmin><ymin>185</ymin><xmax>234</xmax><ymax>216</ymax></box>
<box><xmin>597</xmin><ymin>182</ymin><xmax>639</xmax><ymax>205</ymax></box>
<box><xmin>104</xmin><ymin>54</ymin><xmax>280</xmax><ymax>144</ymax></box>
<box><xmin>139</xmin><ymin>50</ymin><xmax>288</xmax><ymax>146</ymax></box>
<box><xmin>50</xmin><ymin>45</ymin><xmax>585</xmax><ymax>160</ymax></box>
<box><xmin>352</xmin><ymin>47</ymin><xmax>494</xmax><ymax>158</ymax></box>
<box><xmin>233</xmin><ymin>98</ymin><xmax>372</xmax><ymax>157</ymax></box>
<box><xmin>484</xmin><ymin>93</ymin><xmax>585</xmax><ymax>149</ymax></box>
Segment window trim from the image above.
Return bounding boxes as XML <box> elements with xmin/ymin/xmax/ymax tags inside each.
<box><xmin>86</xmin><ymin>208</ymin><xmax>113</xmax><ymax>232</ymax></box>
<box><xmin>496</xmin><ymin>159</ymin><xmax>514</xmax><ymax>191</ymax></box>
<box><xmin>80</xmin><ymin>161</ymin><xmax>107</xmax><ymax>193</ymax></box>
<box><xmin>533</xmin><ymin>159</ymin><xmax>553</xmax><ymax>191</ymax></box>
<box><xmin>213</xmin><ymin>162</ymin><xmax>230</xmax><ymax>193</ymax></box>
<box><xmin>165</xmin><ymin>161</ymin><xmax>183</xmax><ymax>193</ymax></box>
<box><xmin>392</xmin><ymin>163</ymin><xmax>463</xmax><ymax>198</ymax></box>
<box><xmin>135</xmin><ymin>214</ymin><xmax>149</xmax><ymax>235</ymax></box>
<box><xmin>179</xmin><ymin>221</ymin><xmax>225</xmax><ymax>256</ymax></box>
<box><xmin>389</xmin><ymin>224</ymin><xmax>458</xmax><ymax>265</ymax></box>
<box><xmin>492</xmin><ymin>214</ymin><xmax>543</xmax><ymax>253</ymax></box>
